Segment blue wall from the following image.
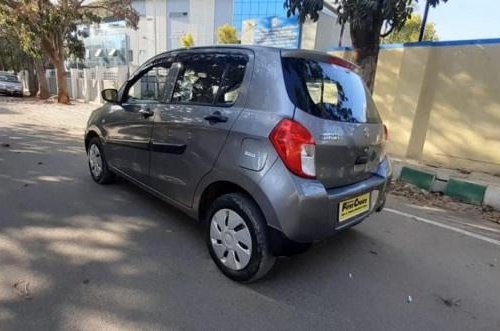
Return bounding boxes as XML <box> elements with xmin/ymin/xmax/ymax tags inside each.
<box><xmin>233</xmin><ymin>0</ymin><xmax>287</xmax><ymax>32</ymax></box>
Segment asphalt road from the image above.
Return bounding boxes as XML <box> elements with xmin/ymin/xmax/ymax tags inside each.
<box><xmin>1</xmin><ymin>114</ymin><xmax>500</xmax><ymax>330</ymax></box>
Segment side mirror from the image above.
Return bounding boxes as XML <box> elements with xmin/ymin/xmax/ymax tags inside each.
<box><xmin>101</xmin><ymin>88</ymin><xmax>118</xmax><ymax>103</ymax></box>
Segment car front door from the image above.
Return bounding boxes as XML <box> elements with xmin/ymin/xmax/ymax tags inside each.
<box><xmin>149</xmin><ymin>51</ymin><xmax>252</xmax><ymax>207</ymax></box>
<box><xmin>102</xmin><ymin>59</ymin><xmax>173</xmax><ymax>184</ymax></box>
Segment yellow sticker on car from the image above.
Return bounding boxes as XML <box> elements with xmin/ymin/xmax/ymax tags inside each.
<box><xmin>338</xmin><ymin>193</ymin><xmax>371</xmax><ymax>223</ymax></box>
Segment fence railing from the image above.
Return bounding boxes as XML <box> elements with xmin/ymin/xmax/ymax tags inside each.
<box><xmin>38</xmin><ymin>65</ymin><xmax>135</xmax><ymax>103</ymax></box>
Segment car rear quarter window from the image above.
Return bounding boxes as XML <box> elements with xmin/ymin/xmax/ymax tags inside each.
<box><xmin>281</xmin><ymin>57</ymin><xmax>381</xmax><ymax>123</ymax></box>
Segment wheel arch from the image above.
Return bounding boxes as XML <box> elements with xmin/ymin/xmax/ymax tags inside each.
<box><xmin>84</xmin><ymin>126</ymin><xmax>103</xmax><ymax>152</ymax></box>
<box><xmin>196</xmin><ymin>176</ymin><xmax>280</xmax><ymax>230</ymax></box>
<box><xmin>198</xmin><ymin>179</ymin><xmax>298</xmax><ymax>257</ymax></box>
<box><xmin>198</xmin><ymin>181</ymin><xmax>256</xmax><ymax>223</ymax></box>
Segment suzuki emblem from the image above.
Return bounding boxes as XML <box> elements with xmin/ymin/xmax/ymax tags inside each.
<box><xmin>363</xmin><ymin>127</ymin><xmax>370</xmax><ymax>139</ymax></box>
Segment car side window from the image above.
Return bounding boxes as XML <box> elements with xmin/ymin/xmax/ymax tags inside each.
<box><xmin>171</xmin><ymin>54</ymin><xmax>226</xmax><ymax>105</ymax></box>
<box><xmin>124</xmin><ymin>63</ymin><xmax>172</xmax><ymax>103</ymax></box>
<box><xmin>215</xmin><ymin>55</ymin><xmax>248</xmax><ymax>106</ymax></box>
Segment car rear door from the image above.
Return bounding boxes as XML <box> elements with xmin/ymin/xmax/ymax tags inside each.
<box><xmin>281</xmin><ymin>52</ymin><xmax>385</xmax><ymax>189</ymax></box>
<box><xmin>149</xmin><ymin>51</ymin><xmax>252</xmax><ymax>207</ymax></box>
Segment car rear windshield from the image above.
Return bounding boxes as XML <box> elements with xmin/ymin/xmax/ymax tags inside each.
<box><xmin>0</xmin><ymin>74</ymin><xmax>19</xmax><ymax>83</ymax></box>
<box><xmin>282</xmin><ymin>57</ymin><xmax>381</xmax><ymax>123</ymax></box>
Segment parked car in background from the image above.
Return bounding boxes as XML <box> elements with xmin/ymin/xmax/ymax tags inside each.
<box><xmin>0</xmin><ymin>73</ymin><xmax>23</xmax><ymax>97</ymax></box>
<box><xmin>84</xmin><ymin>46</ymin><xmax>392</xmax><ymax>282</ymax></box>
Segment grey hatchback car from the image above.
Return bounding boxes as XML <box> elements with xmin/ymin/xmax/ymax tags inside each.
<box><xmin>85</xmin><ymin>46</ymin><xmax>392</xmax><ymax>282</ymax></box>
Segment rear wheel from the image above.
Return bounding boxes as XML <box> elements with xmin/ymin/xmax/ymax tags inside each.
<box><xmin>87</xmin><ymin>137</ymin><xmax>114</xmax><ymax>184</ymax></box>
<box><xmin>206</xmin><ymin>193</ymin><xmax>276</xmax><ymax>282</ymax></box>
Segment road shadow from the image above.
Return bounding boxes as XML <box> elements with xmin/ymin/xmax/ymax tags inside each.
<box><xmin>0</xmin><ymin>106</ymin><xmax>20</xmax><ymax>116</ymax></box>
<box><xmin>1</xmin><ymin>122</ymin><xmax>496</xmax><ymax>330</ymax></box>
<box><xmin>0</xmin><ymin>123</ymin><xmax>209</xmax><ymax>330</ymax></box>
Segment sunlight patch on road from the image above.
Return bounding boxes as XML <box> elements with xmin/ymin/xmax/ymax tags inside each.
<box><xmin>37</xmin><ymin>175</ymin><xmax>75</xmax><ymax>182</ymax></box>
<box><xmin>48</xmin><ymin>242</ymin><xmax>124</xmax><ymax>265</ymax></box>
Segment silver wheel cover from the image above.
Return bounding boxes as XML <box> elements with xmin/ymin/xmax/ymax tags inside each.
<box><xmin>210</xmin><ymin>209</ymin><xmax>253</xmax><ymax>271</ymax></box>
<box><xmin>89</xmin><ymin>144</ymin><xmax>103</xmax><ymax>178</ymax></box>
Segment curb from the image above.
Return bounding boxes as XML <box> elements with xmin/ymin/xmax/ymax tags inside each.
<box><xmin>399</xmin><ymin>166</ymin><xmax>435</xmax><ymax>191</ymax></box>
<box><xmin>484</xmin><ymin>186</ymin><xmax>500</xmax><ymax>210</ymax></box>
<box><xmin>393</xmin><ymin>165</ymin><xmax>500</xmax><ymax>210</ymax></box>
<box><xmin>445</xmin><ymin>178</ymin><xmax>487</xmax><ymax>205</ymax></box>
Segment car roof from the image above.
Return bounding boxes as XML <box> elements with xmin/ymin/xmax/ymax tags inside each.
<box><xmin>147</xmin><ymin>45</ymin><xmax>357</xmax><ymax>70</ymax></box>
<box><xmin>149</xmin><ymin>45</ymin><xmax>280</xmax><ymax>60</ymax></box>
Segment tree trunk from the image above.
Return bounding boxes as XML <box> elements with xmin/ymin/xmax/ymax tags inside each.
<box><xmin>27</xmin><ymin>62</ymin><xmax>39</xmax><ymax>97</ymax></box>
<box><xmin>53</xmin><ymin>57</ymin><xmax>70</xmax><ymax>104</ymax></box>
<box><xmin>40</xmin><ymin>34</ymin><xmax>70</xmax><ymax>104</ymax></box>
<box><xmin>34</xmin><ymin>59</ymin><xmax>50</xmax><ymax>99</ymax></box>
<box><xmin>350</xmin><ymin>24</ymin><xmax>382</xmax><ymax>94</ymax></box>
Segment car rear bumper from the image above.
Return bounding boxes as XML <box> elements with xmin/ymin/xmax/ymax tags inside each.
<box><xmin>258</xmin><ymin>157</ymin><xmax>392</xmax><ymax>243</ymax></box>
<box><xmin>0</xmin><ymin>88</ymin><xmax>22</xmax><ymax>95</ymax></box>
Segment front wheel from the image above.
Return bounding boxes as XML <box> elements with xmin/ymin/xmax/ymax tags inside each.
<box><xmin>87</xmin><ymin>137</ymin><xmax>114</xmax><ymax>184</ymax></box>
<box><xmin>206</xmin><ymin>193</ymin><xmax>276</xmax><ymax>282</ymax></box>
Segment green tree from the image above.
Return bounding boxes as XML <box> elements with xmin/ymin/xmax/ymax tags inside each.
<box><xmin>284</xmin><ymin>0</ymin><xmax>449</xmax><ymax>92</ymax></box>
<box><xmin>0</xmin><ymin>23</ymin><xmax>50</xmax><ymax>98</ymax></box>
<box><xmin>383</xmin><ymin>14</ymin><xmax>438</xmax><ymax>43</ymax></box>
<box><xmin>0</xmin><ymin>1</ymin><xmax>138</xmax><ymax>104</ymax></box>
<box><xmin>217</xmin><ymin>24</ymin><xmax>239</xmax><ymax>44</ymax></box>
<box><xmin>0</xmin><ymin>34</ymin><xmax>30</xmax><ymax>72</ymax></box>
<box><xmin>180</xmin><ymin>33</ymin><xmax>195</xmax><ymax>47</ymax></box>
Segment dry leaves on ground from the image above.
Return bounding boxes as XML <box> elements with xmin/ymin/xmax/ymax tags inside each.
<box><xmin>390</xmin><ymin>180</ymin><xmax>500</xmax><ymax>225</ymax></box>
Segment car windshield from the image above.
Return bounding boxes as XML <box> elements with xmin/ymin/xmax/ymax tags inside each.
<box><xmin>282</xmin><ymin>57</ymin><xmax>381</xmax><ymax>123</ymax></box>
<box><xmin>0</xmin><ymin>74</ymin><xmax>19</xmax><ymax>83</ymax></box>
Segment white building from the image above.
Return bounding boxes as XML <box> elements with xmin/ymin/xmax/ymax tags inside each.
<box><xmin>81</xmin><ymin>0</ymin><xmax>350</xmax><ymax>67</ymax></box>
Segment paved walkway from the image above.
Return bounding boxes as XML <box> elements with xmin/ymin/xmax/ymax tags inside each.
<box><xmin>0</xmin><ymin>97</ymin><xmax>96</xmax><ymax>136</ymax></box>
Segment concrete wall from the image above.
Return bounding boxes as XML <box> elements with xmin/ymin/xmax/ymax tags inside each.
<box><xmin>128</xmin><ymin>0</ymin><xmax>169</xmax><ymax>64</ymax></box>
<box><xmin>214</xmin><ymin>0</ymin><xmax>234</xmax><ymax>38</ymax></box>
<box><xmin>189</xmin><ymin>0</ymin><xmax>216</xmax><ymax>46</ymax></box>
<box><xmin>301</xmin><ymin>11</ymin><xmax>351</xmax><ymax>51</ymax></box>
<box><xmin>166</xmin><ymin>0</ymin><xmax>190</xmax><ymax>51</ymax></box>
<box><xmin>333</xmin><ymin>39</ymin><xmax>500</xmax><ymax>174</ymax></box>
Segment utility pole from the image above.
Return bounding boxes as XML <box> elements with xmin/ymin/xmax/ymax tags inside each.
<box><xmin>419</xmin><ymin>0</ymin><xmax>431</xmax><ymax>42</ymax></box>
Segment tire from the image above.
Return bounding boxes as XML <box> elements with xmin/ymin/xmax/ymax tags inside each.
<box><xmin>206</xmin><ymin>193</ymin><xmax>276</xmax><ymax>282</ymax></box>
<box><xmin>87</xmin><ymin>137</ymin><xmax>114</xmax><ymax>185</ymax></box>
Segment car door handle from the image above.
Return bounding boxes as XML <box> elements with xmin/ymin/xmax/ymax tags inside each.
<box><xmin>139</xmin><ymin>108</ymin><xmax>154</xmax><ymax>118</ymax></box>
<box><xmin>204</xmin><ymin>111</ymin><xmax>228</xmax><ymax>123</ymax></box>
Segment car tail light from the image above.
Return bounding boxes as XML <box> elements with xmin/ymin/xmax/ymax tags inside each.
<box><xmin>269</xmin><ymin>119</ymin><xmax>316</xmax><ymax>178</ymax></box>
<box><xmin>380</xmin><ymin>124</ymin><xmax>389</xmax><ymax>163</ymax></box>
